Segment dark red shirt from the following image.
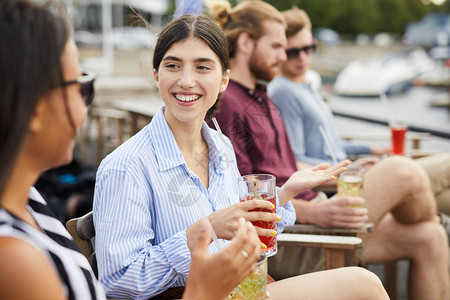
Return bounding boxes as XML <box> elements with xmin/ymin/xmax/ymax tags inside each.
<box><xmin>211</xmin><ymin>80</ymin><xmax>318</xmax><ymax>200</ymax></box>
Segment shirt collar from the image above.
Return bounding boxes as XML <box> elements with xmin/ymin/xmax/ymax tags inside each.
<box><xmin>201</xmin><ymin>123</ymin><xmax>227</xmax><ymax>173</ymax></box>
<box><xmin>150</xmin><ymin>107</ymin><xmax>227</xmax><ymax>173</ymax></box>
<box><xmin>229</xmin><ymin>79</ymin><xmax>267</xmax><ymax>96</ymax></box>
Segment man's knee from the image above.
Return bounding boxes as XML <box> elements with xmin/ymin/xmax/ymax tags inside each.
<box><xmin>383</xmin><ymin>156</ymin><xmax>429</xmax><ymax>187</ymax></box>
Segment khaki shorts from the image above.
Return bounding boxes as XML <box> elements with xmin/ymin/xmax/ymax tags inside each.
<box><xmin>415</xmin><ymin>153</ymin><xmax>450</xmax><ymax>215</ymax></box>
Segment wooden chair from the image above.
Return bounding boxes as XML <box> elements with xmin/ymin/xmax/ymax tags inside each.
<box><xmin>66</xmin><ymin>212</ymin><xmax>185</xmax><ymax>299</ymax></box>
<box><xmin>66</xmin><ymin>211</ymin><xmax>98</xmax><ymax>277</ymax></box>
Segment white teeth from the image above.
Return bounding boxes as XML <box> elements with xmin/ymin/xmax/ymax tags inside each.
<box><xmin>175</xmin><ymin>94</ymin><xmax>201</xmax><ymax>102</ymax></box>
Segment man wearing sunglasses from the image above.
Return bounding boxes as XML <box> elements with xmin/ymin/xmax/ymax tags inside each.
<box><xmin>211</xmin><ymin>3</ymin><xmax>448</xmax><ymax>299</ymax></box>
<box><xmin>268</xmin><ymin>9</ymin><xmax>389</xmax><ymax>171</ymax></box>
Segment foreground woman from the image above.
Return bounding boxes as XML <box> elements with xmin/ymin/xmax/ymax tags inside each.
<box><xmin>94</xmin><ymin>14</ymin><xmax>389</xmax><ymax>300</ymax></box>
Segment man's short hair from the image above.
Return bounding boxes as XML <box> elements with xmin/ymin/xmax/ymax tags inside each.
<box><xmin>282</xmin><ymin>7</ymin><xmax>312</xmax><ymax>38</ymax></box>
<box><xmin>208</xmin><ymin>0</ymin><xmax>286</xmax><ymax>58</ymax></box>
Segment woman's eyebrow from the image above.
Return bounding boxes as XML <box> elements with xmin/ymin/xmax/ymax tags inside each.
<box><xmin>162</xmin><ymin>56</ymin><xmax>181</xmax><ymax>62</ymax></box>
<box><xmin>194</xmin><ymin>58</ymin><xmax>216</xmax><ymax>64</ymax></box>
<box><xmin>162</xmin><ymin>56</ymin><xmax>216</xmax><ymax>65</ymax></box>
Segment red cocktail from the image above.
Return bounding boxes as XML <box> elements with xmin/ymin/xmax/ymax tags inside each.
<box><xmin>241</xmin><ymin>193</ymin><xmax>277</xmax><ymax>252</ymax></box>
<box><xmin>238</xmin><ymin>174</ymin><xmax>277</xmax><ymax>257</ymax></box>
<box><xmin>391</xmin><ymin>124</ymin><xmax>408</xmax><ymax>155</ymax></box>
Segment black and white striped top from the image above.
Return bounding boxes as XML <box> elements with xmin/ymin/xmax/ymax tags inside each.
<box><xmin>0</xmin><ymin>187</ymin><xmax>106</xmax><ymax>300</ymax></box>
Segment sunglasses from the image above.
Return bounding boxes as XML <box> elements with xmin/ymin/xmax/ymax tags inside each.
<box><xmin>60</xmin><ymin>72</ymin><xmax>95</xmax><ymax>106</ymax></box>
<box><xmin>285</xmin><ymin>44</ymin><xmax>316</xmax><ymax>60</ymax></box>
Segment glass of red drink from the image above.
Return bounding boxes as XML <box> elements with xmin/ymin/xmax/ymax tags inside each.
<box><xmin>238</xmin><ymin>174</ymin><xmax>277</xmax><ymax>257</ymax></box>
<box><xmin>390</xmin><ymin>124</ymin><xmax>408</xmax><ymax>155</ymax></box>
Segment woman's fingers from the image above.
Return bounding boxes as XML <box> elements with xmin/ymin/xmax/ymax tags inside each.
<box><xmin>240</xmin><ymin>199</ymin><xmax>275</xmax><ymax>211</ymax></box>
<box><xmin>311</xmin><ymin>162</ymin><xmax>331</xmax><ymax>171</ymax></box>
<box><xmin>254</xmin><ymin>226</ymin><xmax>277</xmax><ymax>237</ymax></box>
<box><xmin>230</xmin><ymin>218</ymin><xmax>260</xmax><ymax>262</ymax></box>
<box><xmin>189</xmin><ymin>219</ymin><xmax>212</xmax><ymax>260</ymax></box>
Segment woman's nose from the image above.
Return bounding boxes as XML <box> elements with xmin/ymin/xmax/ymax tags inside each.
<box><xmin>178</xmin><ymin>70</ymin><xmax>195</xmax><ymax>88</ymax></box>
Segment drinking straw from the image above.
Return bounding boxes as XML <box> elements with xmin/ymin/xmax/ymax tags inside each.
<box><xmin>212</xmin><ymin>117</ymin><xmax>222</xmax><ymax>135</ymax></box>
<box><xmin>319</xmin><ymin>125</ymin><xmax>338</xmax><ymax>164</ymax></box>
<box><xmin>198</xmin><ymin>203</ymin><xmax>222</xmax><ymax>248</ymax></box>
<box><xmin>169</xmin><ymin>180</ymin><xmax>223</xmax><ymax>250</ymax></box>
<box><xmin>211</xmin><ymin>117</ymin><xmax>235</xmax><ymax>154</ymax></box>
<box><xmin>379</xmin><ymin>93</ymin><xmax>395</xmax><ymax>127</ymax></box>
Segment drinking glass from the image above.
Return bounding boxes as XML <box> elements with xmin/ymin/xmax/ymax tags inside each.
<box><xmin>390</xmin><ymin>123</ymin><xmax>408</xmax><ymax>155</ymax></box>
<box><xmin>238</xmin><ymin>174</ymin><xmax>277</xmax><ymax>256</ymax></box>
<box><xmin>337</xmin><ymin>167</ymin><xmax>364</xmax><ymax>207</ymax></box>
<box><xmin>228</xmin><ymin>254</ymin><xmax>267</xmax><ymax>300</ymax></box>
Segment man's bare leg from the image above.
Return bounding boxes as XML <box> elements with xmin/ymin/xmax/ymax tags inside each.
<box><xmin>363</xmin><ymin>156</ymin><xmax>449</xmax><ymax>300</ymax></box>
<box><xmin>268</xmin><ymin>267</ymin><xmax>389</xmax><ymax>300</ymax></box>
<box><xmin>362</xmin><ymin>214</ymin><xmax>448</xmax><ymax>300</ymax></box>
<box><xmin>363</xmin><ymin>155</ymin><xmax>436</xmax><ymax>224</ymax></box>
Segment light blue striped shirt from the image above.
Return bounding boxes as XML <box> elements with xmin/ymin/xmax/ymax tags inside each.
<box><xmin>268</xmin><ymin>76</ymin><xmax>370</xmax><ymax>165</ymax></box>
<box><xmin>93</xmin><ymin>107</ymin><xmax>296</xmax><ymax>299</ymax></box>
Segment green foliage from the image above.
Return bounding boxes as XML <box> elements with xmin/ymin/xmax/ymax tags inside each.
<box><xmin>263</xmin><ymin>0</ymin><xmax>448</xmax><ymax>36</ymax></box>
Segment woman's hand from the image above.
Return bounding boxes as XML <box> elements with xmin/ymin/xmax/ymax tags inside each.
<box><xmin>208</xmin><ymin>200</ymin><xmax>280</xmax><ymax>241</ymax></box>
<box><xmin>279</xmin><ymin>160</ymin><xmax>350</xmax><ymax>205</ymax></box>
<box><xmin>183</xmin><ymin>218</ymin><xmax>261</xmax><ymax>300</ymax></box>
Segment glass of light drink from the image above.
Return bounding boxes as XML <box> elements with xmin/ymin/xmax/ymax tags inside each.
<box><xmin>238</xmin><ymin>174</ymin><xmax>277</xmax><ymax>256</ymax></box>
<box><xmin>228</xmin><ymin>254</ymin><xmax>267</xmax><ymax>300</ymax></box>
<box><xmin>337</xmin><ymin>168</ymin><xmax>364</xmax><ymax>207</ymax></box>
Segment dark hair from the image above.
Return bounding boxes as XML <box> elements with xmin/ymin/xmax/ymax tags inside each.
<box><xmin>153</xmin><ymin>14</ymin><xmax>229</xmax><ymax>121</ymax></box>
<box><xmin>0</xmin><ymin>0</ymin><xmax>69</xmax><ymax>198</ymax></box>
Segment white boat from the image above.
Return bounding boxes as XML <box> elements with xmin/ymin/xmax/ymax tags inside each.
<box><xmin>333</xmin><ymin>48</ymin><xmax>436</xmax><ymax>96</ymax></box>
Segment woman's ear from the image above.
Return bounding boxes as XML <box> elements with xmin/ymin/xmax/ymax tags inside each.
<box><xmin>153</xmin><ymin>69</ymin><xmax>159</xmax><ymax>89</ymax></box>
<box><xmin>220</xmin><ymin>69</ymin><xmax>231</xmax><ymax>93</ymax></box>
<box><xmin>28</xmin><ymin>98</ymin><xmax>46</xmax><ymax>133</ymax></box>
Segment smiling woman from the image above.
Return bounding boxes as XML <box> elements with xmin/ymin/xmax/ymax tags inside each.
<box><xmin>154</xmin><ymin>37</ymin><xmax>230</xmax><ymax>131</ymax></box>
<box><xmin>93</xmin><ymin>12</ymin><xmax>388</xmax><ymax>300</ymax></box>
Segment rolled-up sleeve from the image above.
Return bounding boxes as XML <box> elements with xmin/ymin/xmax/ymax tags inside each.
<box><xmin>94</xmin><ymin>169</ymin><xmax>190</xmax><ymax>300</ymax></box>
<box><xmin>275</xmin><ymin>187</ymin><xmax>296</xmax><ymax>232</ymax></box>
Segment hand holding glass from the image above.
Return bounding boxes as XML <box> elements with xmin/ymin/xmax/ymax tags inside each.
<box><xmin>238</xmin><ymin>174</ymin><xmax>277</xmax><ymax>257</ymax></box>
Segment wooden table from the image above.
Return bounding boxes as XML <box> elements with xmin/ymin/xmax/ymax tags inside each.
<box><xmin>340</xmin><ymin>131</ymin><xmax>431</xmax><ymax>150</ymax></box>
<box><xmin>111</xmin><ymin>97</ymin><xmax>164</xmax><ymax>134</ymax></box>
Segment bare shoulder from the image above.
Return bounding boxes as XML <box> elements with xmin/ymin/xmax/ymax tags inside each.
<box><xmin>0</xmin><ymin>237</ymin><xmax>66</xmax><ymax>300</ymax></box>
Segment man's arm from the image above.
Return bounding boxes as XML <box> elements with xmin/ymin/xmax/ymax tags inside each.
<box><xmin>291</xmin><ymin>197</ymin><xmax>368</xmax><ymax>228</ymax></box>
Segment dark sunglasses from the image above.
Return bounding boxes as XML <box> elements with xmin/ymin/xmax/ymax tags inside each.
<box><xmin>60</xmin><ymin>72</ymin><xmax>95</xmax><ymax>106</ymax></box>
<box><xmin>285</xmin><ymin>44</ymin><xmax>316</xmax><ymax>60</ymax></box>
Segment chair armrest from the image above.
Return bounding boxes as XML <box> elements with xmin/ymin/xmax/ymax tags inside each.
<box><xmin>278</xmin><ymin>233</ymin><xmax>362</xmax><ymax>250</ymax></box>
<box><xmin>284</xmin><ymin>222</ymin><xmax>374</xmax><ymax>236</ymax></box>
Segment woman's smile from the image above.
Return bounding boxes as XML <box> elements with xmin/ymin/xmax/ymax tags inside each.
<box><xmin>173</xmin><ymin>92</ymin><xmax>202</xmax><ymax>105</ymax></box>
